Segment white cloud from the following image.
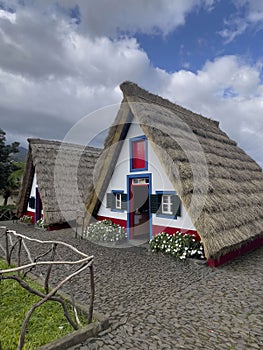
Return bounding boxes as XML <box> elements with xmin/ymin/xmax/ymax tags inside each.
<box><xmin>0</xmin><ymin>9</ymin><xmax>16</xmax><ymax>22</ymax></box>
<box><xmin>219</xmin><ymin>0</ymin><xmax>263</xmax><ymax>43</ymax></box>
<box><xmin>218</xmin><ymin>18</ymin><xmax>248</xmax><ymax>44</ymax></box>
<box><xmin>161</xmin><ymin>55</ymin><xmax>263</xmax><ymax>167</ymax></box>
<box><xmin>0</xmin><ymin>0</ymin><xmax>262</xmax><ymax>169</ymax></box>
<box><xmin>0</xmin><ymin>4</ymin><xmax>168</xmax><ymax>144</ymax></box>
<box><xmin>237</xmin><ymin>0</ymin><xmax>263</xmax><ymax>23</ymax></box>
<box><xmin>3</xmin><ymin>0</ymin><xmax>216</xmax><ymax>37</ymax></box>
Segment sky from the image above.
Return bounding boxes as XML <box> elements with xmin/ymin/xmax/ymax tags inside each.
<box><xmin>0</xmin><ymin>0</ymin><xmax>263</xmax><ymax>167</ymax></box>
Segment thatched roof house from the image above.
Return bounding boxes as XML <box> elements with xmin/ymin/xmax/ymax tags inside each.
<box><xmin>17</xmin><ymin>138</ymin><xmax>101</xmax><ymax>229</ymax></box>
<box><xmin>86</xmin><ymin>81</ymin><xmax>263</xmax><ymax>266</ymax></box>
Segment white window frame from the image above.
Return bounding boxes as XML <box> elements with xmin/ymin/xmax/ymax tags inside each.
<box><xmin>115</xmin><ymin>193</ymin><xmax>122</xmax><ymax>210</ymax></box>
<box><xmin>132</xmin><ymin>178</ymin><xmax>149</xmax><ymax>184</ymax></box>
<box><xmin>161</xmin><ymin>194</ymin><xmax>173</xmax><ymax>215</ymax></box>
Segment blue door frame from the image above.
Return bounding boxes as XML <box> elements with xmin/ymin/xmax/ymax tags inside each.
<box><xmin>126</xmin><ymin>173</ymin><xmax>152</xmax><ymax>240</ymax></box>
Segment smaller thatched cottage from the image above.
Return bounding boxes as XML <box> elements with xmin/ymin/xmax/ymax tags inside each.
<box><xmin>17</xmin><ymin>139</ymin><xmax>101</xmax><ymax>230</ymax></box>
<box><xmin>85</xmin><ymin>81</ymin><xmax>263</xmax><ymax>266</ymax></box>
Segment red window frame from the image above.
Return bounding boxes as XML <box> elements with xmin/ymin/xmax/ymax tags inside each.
<box><xmin>130</xmin><ymin>136</ymin><xmax>148</xmax><ymax>171</ymax></box>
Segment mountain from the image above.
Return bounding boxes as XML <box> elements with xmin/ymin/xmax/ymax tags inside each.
<box><xmin>12</xmin><ymin>146</ymin><xmax>28</xmax><ymax>162</ymax></box>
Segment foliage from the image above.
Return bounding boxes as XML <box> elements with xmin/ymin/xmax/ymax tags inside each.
<box><xmin>20</xmin><ymin>215</ymin><xmax>33</xmax><ymax>224</ymax></box>
<box><xmin>0</xmin><ymin>128</ymin><xmax>20</xmax><ymax>205</ymax></box>
<box><xmin>36</xmin><ymin>217</ymin><xmax>46</xmax><ymax>229</ymax></box>
<box><xmin>150</xmin><ymin>232</ymin><xmax>205</xmax><ymax>260</ymax></box>
<box><xmin>86</xmin><ymin>219</ymin><xmax>127</xmax><ymax>242</ymax></box>
<box><xmin>0</xmin><ymin>259</ymin><xmax>87</xmax><ymax>350</ymax></box>
<box><xmin>7</xmin><ymin>161</ymin><xmax>25</xmax><ymax>190</ymax></box>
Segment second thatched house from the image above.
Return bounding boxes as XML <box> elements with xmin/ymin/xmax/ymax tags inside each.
<box><xmin>17</xmin><ymin>139</ymin><xmax>101</xmax><ymax>230</ymax></box>
<box><xmin>85</xmin><ymin>81</ymin><xmax>263</xmax><ymax>267</ymax></box>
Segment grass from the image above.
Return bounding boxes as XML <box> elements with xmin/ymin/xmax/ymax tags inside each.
<box><xmin>0</xmin><ymin>259</ymin><xmax>88</xmax><ymax>350</ymax></box>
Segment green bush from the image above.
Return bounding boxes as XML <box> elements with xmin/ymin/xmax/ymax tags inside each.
<box><xmin>150</xmin><ymin>232</ymin><xmax>205</xmax><ymax>260</ymax></box>
<box><xmin>86</xmin><ymin>219</ymin><xmax>127</xmax><ymax>242</ymax></box>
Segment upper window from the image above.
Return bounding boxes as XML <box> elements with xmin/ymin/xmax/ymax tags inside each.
<box><xmin>130</xmin><ymin>136</ymin><xmax>148</xmax><ymax>172</ymax></box>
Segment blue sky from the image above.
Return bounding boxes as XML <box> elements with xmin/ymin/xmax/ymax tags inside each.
<box><xmin>0</xmin><ymin>0</ymin><xmax>263</xmax><ymax>167</ymax></box>
<box><xmin>136</xmin><ymin>1</ymin><xmax>263</xmax><ymax>73</ymax></box>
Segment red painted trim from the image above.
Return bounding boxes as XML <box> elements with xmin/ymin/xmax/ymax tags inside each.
<box><xmin>97</xmin><ymin>215</ymin><xmax>127</xmax><ymax>228</ymax></box>
<box><xmin>47</xmin><ymin>222</ymin><xmax>71</xmax><ymax>231</ymax></box>
<box><xmin>152</xmin><ymin>224</ymin><xmax>200</xmax><ymax>241</ymax></box>
<box><xmin>23</xmin><ymin>211</ymin><xmax>35</xmax><ymax>221</ymax></box>
<box><xmin>97</xmin><ymin>216</ymin><xmax>199</xmax><ymax>240</ymax></box>
<box><xmin>23</xmin><ymin>212</ymin><xmax>68</xmax><ymax>231</ymax></box>
<box><xmin>207</xmin><ymin>236</ymin><xmax>263</xmax><ymax>267</ymax></box>
<box><xmin>23</xmin><ymin>211</ymin><xmax>44</xmax><ymax>221</ymax></box>
<box><xmin>97</xmin><ymin>216</ymin><xmax>263</xmax><ymax>267</ymax></box>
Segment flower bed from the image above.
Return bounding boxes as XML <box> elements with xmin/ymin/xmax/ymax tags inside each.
<box><xmin>150</xmin><ymin>232</ymin><xmax>205</xmax><ymax>260</ymax></box>
<box><xmin>19</xmin><ymin>215</ymin><xmax>33</xmax><ymax>225</ymax></box>
<box><xmin>36</xmin><ymin>218</ymin><xmax>46</xmax><ymax>229</ymax></box>
<box><xmin>86</xmin><ymin>220</ymin><xmax>127</xmax><ymax>242</ymax></box>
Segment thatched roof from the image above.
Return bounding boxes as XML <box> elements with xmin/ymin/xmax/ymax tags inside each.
<box><xmin>86</xmin><ymin>81</ymin><xmax>263</xmax><ymax>260</ymax></box>
<box><xmin>17</xmin><ymin>139</ymin><xmax>101</xmax><ymax>226</ymax></box>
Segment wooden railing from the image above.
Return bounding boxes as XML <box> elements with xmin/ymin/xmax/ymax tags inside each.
<box><xmin>0</xmin><ymin>226</ymin><xmax>95</xmax><ymax>350</ymax></box>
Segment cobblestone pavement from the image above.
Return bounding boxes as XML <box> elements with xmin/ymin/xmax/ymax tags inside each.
<box><xmin>1</xmin><ymin>222</ymin><xmax>263</xmax><ymax>350</ymax></box>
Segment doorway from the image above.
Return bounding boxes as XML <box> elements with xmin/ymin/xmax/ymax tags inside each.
<box><xmin>128</xmin><ymin>175</ymin><xmax>152</xmax><ymax>240</ymax></box>
<box><xmin>35</xmin><ymin>187</ymin><xmax>43</xmax><ymax>223</ymax></box>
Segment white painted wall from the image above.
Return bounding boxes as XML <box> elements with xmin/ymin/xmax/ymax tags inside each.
<box><xmin>27</xmin><ymin>172</ymin><xmax>37</xmax><ymax>213</ymax></box>
<box><xmin>98</xmin><ymin>121</ymin><xmax>196</xmax><ymax>231</ymax></box>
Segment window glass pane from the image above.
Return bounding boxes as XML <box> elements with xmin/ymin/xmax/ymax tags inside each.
<box><xmin>163</xmin><ymin>195</ymin><xmax>169</xmax><ymax>203</ymax></box>
<box><xmin>162</xmin><ymin>194</ymin><xmax>172</xmax><ymax>214</ymax></box>
<box><xmin>132</xmin><ymin>178</ymin><xmax>149</xmax><ymax>184</ymax></box>
<box><xmin>115</xmin><ymin>193</ymin><xmax>121</xmax><ymax>209</ymax></box>
<box><xmin>163</xmin><ymin>204</ymin><xmax>169</xmax><ymax>211</ymax></box>
<box><xmin>132</xmin><ymin>139</ymin><xmax>146</xmax><ymax>169</ymax></box>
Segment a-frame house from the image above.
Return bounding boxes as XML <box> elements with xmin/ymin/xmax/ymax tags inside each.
<box><xmin>17</xmin><ymin>138</ymin><xmax>101</xmax><ymax>230</ymax></box>
<box><xmin>86</xmin><ymin>82</ymin><xmax>263</xmax><ymax>266</ymax></box>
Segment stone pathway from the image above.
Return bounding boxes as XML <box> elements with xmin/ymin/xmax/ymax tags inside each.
<box><xmin>1</xmin><ymin>222</ymin><xmax>262</xmax><ymax>350</ymax></box>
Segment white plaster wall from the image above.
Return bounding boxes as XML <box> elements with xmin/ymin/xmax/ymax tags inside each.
<box><xmin>27</xmin><ymin>172</ymin><xmax>37</xmax><ymax>213</ymax></box>
<box><xmin>98</xmin><ymin>121</ymin><xmax>196</xmax><ymax>231</ymax></box>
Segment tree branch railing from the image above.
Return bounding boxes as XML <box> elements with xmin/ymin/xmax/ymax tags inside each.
<box><xmin>0</xmin><ymin>208</ymin><xmax>14</xmax><ymax>221</ymax></box>
<box><xmin>0</xmin><ymin>227</ymin><xmax>95</xmax><ymax>350</ymax></box>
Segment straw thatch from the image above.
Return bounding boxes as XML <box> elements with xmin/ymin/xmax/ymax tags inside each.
<box><xmin>17</xmin><ymin>139</ymin><xmax>101</xmax><ymax>226</ymax></box>
<box><xmin>86</xmin><ymin>81</ymin><xmax>263</xmax><ymax>260</ymax></box>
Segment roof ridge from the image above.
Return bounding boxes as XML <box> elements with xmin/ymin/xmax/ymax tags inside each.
<box><xmin>28</xmin><ymin>138</ymin><xmax>102</xmax><ymax>152</ymax></box>
<box><xmin>120</xmin><ymin>81</ymin><xmax>220</xmax><ymax>128</ymax></box>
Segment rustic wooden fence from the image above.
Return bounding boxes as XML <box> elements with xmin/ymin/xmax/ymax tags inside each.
<box><xmin>0</xmin><ymin>226</ymin><xmax>95</xmax><ymax>350</ymax></box>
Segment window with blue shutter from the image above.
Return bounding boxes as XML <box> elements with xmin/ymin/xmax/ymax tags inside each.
<box><xmin>150</xmin><ymin>191</ymin><xmax>181</xmax><ymax>218</ymax></box>
<box><xmin>106</xmin><ymin>191</ymin><xmax>127</xmax><ymax>212</ymax></box>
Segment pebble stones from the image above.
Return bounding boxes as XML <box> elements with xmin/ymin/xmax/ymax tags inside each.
<box><xmin>2</xmin><ymin>222</ymin><xmax>263</xmax><ymax>350</ymax></box>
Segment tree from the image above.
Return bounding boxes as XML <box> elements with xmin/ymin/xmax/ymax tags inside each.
<box><xmin>8</xmin><ymin>162</ymin><xmax>25</xmax><ymax>189</ymax></box>
<box><xmin>0</xmin><ymin>128</ymin><xmax>20</xmax><ymax>205</ymax></box>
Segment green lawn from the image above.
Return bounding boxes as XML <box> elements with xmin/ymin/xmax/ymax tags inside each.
<box><xmin>0</xmin><ymin>259</ymin><xmax>87</xmax><ymax>350</ymax></box>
